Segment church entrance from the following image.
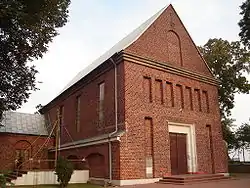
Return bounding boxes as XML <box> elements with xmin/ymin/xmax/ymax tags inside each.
<box><xmin>170</xmin><ymin>132</ymin><xmax>188</xmax><ymax>175</ymax></box>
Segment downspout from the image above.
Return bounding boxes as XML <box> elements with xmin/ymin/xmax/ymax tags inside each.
<box><xmin>108</xmin><ymin>57</ymin><xmax>118</xmax><ymax>183</ymax></box>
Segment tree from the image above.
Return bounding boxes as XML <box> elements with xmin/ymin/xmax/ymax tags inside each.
<box><xmin>35</xmin><ymin>104</ymin><xmax>44</xmax><ymax>114</ymax></box>
<box><xmin>239</xmin><ymin>0</ymin><xmax>250</xmax><ymax>47</ymax></box>
<box><xmin>55</xmin><ymin>157</ymin><xmax>74</xmax><ymax>188</ymax></box>
<box><xmin>0</xmin><ymin>0</ymin><xmax>71</xmax><ymax>119</ymax></box>
<box><xmin>199</xmin><ymin>38</ymin><xmax>250</xmax><ymax>118</ymax></box>
<box><xmin>199</xmin><ymin>39</ymin><xmax>250</xmax><ymax>145</ymax></box>
<box><xmin>235</xmin><ymin>121</ymin><xmax>250</xmax><ymax>162</ymax></box>
<box><xmin>221</xmin><ymin>118</ymin><xmax>237</xmax><ymax>150</ymax></box>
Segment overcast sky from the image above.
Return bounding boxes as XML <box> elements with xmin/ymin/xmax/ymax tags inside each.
<box><xmin>19</xmin><ymin>0</ymin><xmax>249</xmax><ymax>126</ymax></box>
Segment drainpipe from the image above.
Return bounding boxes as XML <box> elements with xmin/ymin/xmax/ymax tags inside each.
<box><xmin>108</xmin><ymin>57</ymin><xmax>118</xmax><ymax>184</ymax></box>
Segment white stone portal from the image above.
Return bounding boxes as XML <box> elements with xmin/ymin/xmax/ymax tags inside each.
<box><xmin>168</xmin><ymin>122</ymin><xmax>198</xmax><ymax>173</ymax></box>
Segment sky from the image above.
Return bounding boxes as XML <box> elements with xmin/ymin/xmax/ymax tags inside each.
<box><xmin>18</xmin><ymin>0</ymin><xmax>250</xmax><ymax>128</ymax></box>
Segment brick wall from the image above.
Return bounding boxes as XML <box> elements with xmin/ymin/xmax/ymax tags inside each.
<box><xmin>0</xmin><ymin>133</ymin><xmax>54</xmax><ymax>171</ymax></box>
<box><xmin>58</xmin><ymin>142</ymin><xmax>120</xmax><ymax>179</ymax></box>
<box><xmin>125</xmin><ymin>5</ymin><xmax>212</xmax><ymax>77</ymax></box>
<box><xmin>45</xmin><ymin>62</ymin><xmax>125</xmax><ymax>145</ymax></box>
<box><xmin>43</xmin><ymin>61</ymin><xmax>124</xmax><ymax>179</ymax></box>
<box><xmin>119</xmin><ymin>60</ymin><xmax>227</xmax><ymax>179</ymax></box>
<box><xmin>40</xmin><ymin>4</ymin><xmax>227</xmax><ymax>181</ymax></box>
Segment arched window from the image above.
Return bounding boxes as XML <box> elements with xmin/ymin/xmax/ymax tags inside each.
<box><xmin>86</xmin><ymin>153</ymin><xmax>106</xmax><ymax>178</ymax></box>
<box><xmin>167</xmin><ymin>30</ymin><xmax>182</xmax><ymax>66</ymax></box>
<box><xmin>14</xmin><ymin>140</ymin><xmax>32</xmax><ymax>169</ymax></box>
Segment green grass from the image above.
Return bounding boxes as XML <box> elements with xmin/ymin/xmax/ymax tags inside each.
<box><xmin>8</xmin><ymin>184</ymin><xmax>102</xmax><ymax>188</ymax></box>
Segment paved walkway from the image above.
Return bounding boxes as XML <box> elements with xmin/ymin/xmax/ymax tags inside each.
<box><xmin>122</xmin><ymin>176</ymin><xmax>250</xmax><ymax>188</ymax></box>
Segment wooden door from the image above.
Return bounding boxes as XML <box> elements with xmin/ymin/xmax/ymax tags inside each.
<box><xmin>170</xmin><ymin>133</ymin><xmax>188</xmax><ymax>175</ymax></box>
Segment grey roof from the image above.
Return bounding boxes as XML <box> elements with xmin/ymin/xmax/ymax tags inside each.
<box><xmin>0</xmin><ymin>111</ymin><xmax>48</xmax><ymax>136</ymax></box>
<box><xmin>51</xmin><ymin>130</ymin><xmax>125</xmax><ymax>151</ymax></box>
<box><xmin>58</xmin><ymin>6</ymin><xmax>168</xmax><ymax>95</ymax></box>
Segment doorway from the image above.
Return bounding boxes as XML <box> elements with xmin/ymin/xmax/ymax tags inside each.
<box><xmin>168</xmin><ymin>122</ymin><xmax>197</xmax><ymax>174</ymax></box>
<box><xmin>170</xmin><ymin>133</ymin><xmax>188</xmax><ymax>175</ymax></box>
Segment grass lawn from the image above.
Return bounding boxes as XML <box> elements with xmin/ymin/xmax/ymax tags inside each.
<box><xmin>8</xmin><ymin>184</ymin><xmax>102</xmax><ymax>188</ymax></box>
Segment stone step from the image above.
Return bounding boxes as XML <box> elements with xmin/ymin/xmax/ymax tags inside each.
<box><xmin>158</xmin><ymin>174</ymin><xmax>230</xmax><ymax>185</ymax></box>
<box><xmin>9</xmin><ymin>172</ymin><xmax>23</xmax><ymax>177</ymax></box>
<box><xmin>4</xmin><ymin>170</ymin><xmax>28</xmax><ymax>183</ymax></box>
<box><xmin>13</xmin><ymin>170</ymin><xmax>27</xmax><ymax>174</ymax></box>
<box><xmin>163</xmin><ymin>173</ymin><xmax>224</xmax><ymax>180</ymax></box>
<box><xmin>6</xmin><ymin>177</ymin><xmax>13</xmax><ymax>183</ymax></box>
<box><xmin>88</xmin><ymin>178</ymin><xmax>106</xmax><ymax>186</ymax></box>
<box><xmin>5</xmin><ymin>174</ymin><xmax>18</xmax><ymax>180</ymax></box>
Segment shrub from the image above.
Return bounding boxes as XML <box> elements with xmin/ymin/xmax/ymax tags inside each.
<box><xmin>55</xmin><ymin>157</ymin><xmax>74</xmax><ymax>188</ymax></box>
<box><xmin>0</xmin><ymin>174</ymin><xmax>7</xmax><ymax>188</ymax></box>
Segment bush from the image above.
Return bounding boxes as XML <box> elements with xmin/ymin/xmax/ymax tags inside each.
<box><xmin>55</xmin><ymin>157</ymin><xmax>74</xmax><ymax>188</ymax></box>
<box><xmin>0</xmin><ymin>174</ymin><xmax>7</xmax><ymax>188</ymax></box>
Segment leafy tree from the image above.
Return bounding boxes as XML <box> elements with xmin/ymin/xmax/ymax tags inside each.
<box><xmin>235</xmin><ymin>121</ymin><xmax>250</xmax><ymax>148</ymax></box>
<box><xmin>235</xmin><ymin>121</ymin><xmax>250</xmax><ymax>162</ymax></box>
<box><xmin>221</xmin><ymin>118</ymin><xmax>237</xmax><ymax>149</ymax></box>
<box><xmin>55</xmin><ymin>157</ymin><xmax>74</xmax><ymax>188</ymax></box>
<box><xmin>199</xmin><ymin>38</ymin><xmax>250</xmax><ymax>118</ymax></box>
<box><xmin>0</xmin><ymin>0</ymin><xmax>71</xmax><ymax>119</ymax></box>
<box><xmin>199</xmin><ymin>39</ymin><xmax>250</xmax><ymax>144</ymax></box>
<box><xmin>239</xmin><ymin>0</ymin><xmax>250</xmax><ymax>47</ymax></box>
<box><xmin>34</xmin><ymin>104</ymin><xmax>44</xmax><ymax>114</ymax></box>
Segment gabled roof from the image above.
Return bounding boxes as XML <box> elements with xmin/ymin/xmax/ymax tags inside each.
<box><xmin>0</xmin><ymin>111</ymin><xmax>48</xmax><ymax>136</ymax></box>
<box><xmin>59</xmin><ymin>5</ymin><xmax>168</xmax><ymax>95</ymax></box>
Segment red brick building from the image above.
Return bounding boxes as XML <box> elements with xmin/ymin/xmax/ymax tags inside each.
<box><xmin>0</xmin><ymin>111</ymin><xmax>54</xmax><ymax>171</ymax></box>
<box><xmin>41</xmin><ymin>5</ymin><xmax>227</xmax><ymax>185</ymax></box>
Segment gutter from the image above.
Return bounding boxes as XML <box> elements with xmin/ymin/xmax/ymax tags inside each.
<box><xmin>108</xmin><ymin>57</ymin><xmax>119</xmax><ymax>183</ymax></box>
<box><xmin>50</xmin><ymin>136</ymin><xmax>121</xmax><ymax>152</ymax></box>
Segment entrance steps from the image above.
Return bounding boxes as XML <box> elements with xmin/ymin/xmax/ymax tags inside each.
<box><xmin>158</xmin><ymin>174</ymin><xmax>230</xmax><ymax>185</ymax></box>
<box><xmin>5</xmin><ymin>170</ymin><xmax>27</xmax><ymax>183</ymax></box>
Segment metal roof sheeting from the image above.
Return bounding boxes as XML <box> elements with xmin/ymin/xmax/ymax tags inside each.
<box><xmin>59</xmin><ymin>6</ymin><xmax>168</xmax><ymax>95</ymax></box>
<box><xmin>0</xmin><ymin>111</ymin><xmax>48</xmax><ymax>136</ymax></box>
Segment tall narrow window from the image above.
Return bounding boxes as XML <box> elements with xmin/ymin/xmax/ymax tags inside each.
<box><xmin>206</xmin><ymin>125</ymin><xmax>215</xmax><ymax>173</ymax></box>
<box><xmin>176</xmin><ymin>84</ymin><xmax>184</xmax><ymax>109</ymax></box>
<box><xmin>145</xmin><ymin>117</ymin><xmax>154</xmax><ymax>178</ymax></box>
<box><xmin>155</xmin><ymin>79</ymin><xmax>163</xmax><ymax>104</ymax></box>
<box><xmin>76</xmin><ymin>95</ymin><xmax>81</xmax><ymax>132</ymax></box>
<box><xmin>202</xmin><ymin>91</ymin><xmax>209</xmax><ymax>113</ymax></box>
<box><xmin>194</xmin><ymin>89</ymin><xmax>201</xmax><ymax>112</ymax></box>
<box><xmin>58</xmin><ymin>105</ymin><xmax>64</xmax><ymax>127</ymax></box>
<box><xmin>143</xmin><ymin>77</ymin><xmax>152</xmax><ymax>103</ymax></box>
<box><xmin>58</xmin><ymin>105</ymin><xmax>64</xmax><ymax>143</ymax></box>
<box><xmin>166</xmin><ymin>81</ymin><xmax>174</xmax><ymax>107</ymax></box>
<box><xmin>185</xmin><ymin>86</ymin><xmax>193</xmax><ymax>111</ymax></box>
<box><xmin>99</xmin><ymin>82</ymin><xmax>105</xmax><ymax>125</ymax></box>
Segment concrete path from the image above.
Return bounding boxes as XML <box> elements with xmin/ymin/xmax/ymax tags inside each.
<box><xmin>122</xmin><ymin>176</ymin><xmax>250</xmax><ymax>188</ymax></box>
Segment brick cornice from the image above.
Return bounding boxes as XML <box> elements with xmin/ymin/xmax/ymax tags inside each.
<box><xmin>121</xmin><ymin>51</ymin><xmax>219</xmax><ymax>86</ymax></box>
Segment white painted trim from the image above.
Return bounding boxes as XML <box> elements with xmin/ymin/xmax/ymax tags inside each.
<box><xmin>168</xmin><ymin>121</ymin><xmax>198</xmax><ymax>173</ymax></box>
<box><xmin>54</xmin><ymin>137</ymin><xmax>120</xmax><ymax>151</ymax></box>
<box><xmin>146</xmin><ymin>167</ymin><xmax>153</xmax><ymax>174</ymax></box>
<box><xmin>219</xmin><ymin>173</ymin><xmax>230</xmax><ymax>177</ymax></box>
<box><xmin>89</xmin><ymin>177</ymin><xmax>161</xmax><ymax>186</ymax></box>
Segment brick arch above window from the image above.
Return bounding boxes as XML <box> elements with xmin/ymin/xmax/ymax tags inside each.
<box><xmin>167</xmin><ymin>30</ymin><xmax>183</xmax><ymax>67</ymax></box>
<box><xmin>14</xmin><ymin>140</ymin><xmax>32</xmax><ymax>150</ymax></box>
<box><xmin>85</xmin><ymin>153</ymin><xmax>106</xmax><ymax>178</ymax></box>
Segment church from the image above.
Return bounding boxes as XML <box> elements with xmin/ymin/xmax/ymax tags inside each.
<box><xmin>1</xmin><ymin>4</ymin><xmax>228</xmax><ymax>186</ymax></box>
